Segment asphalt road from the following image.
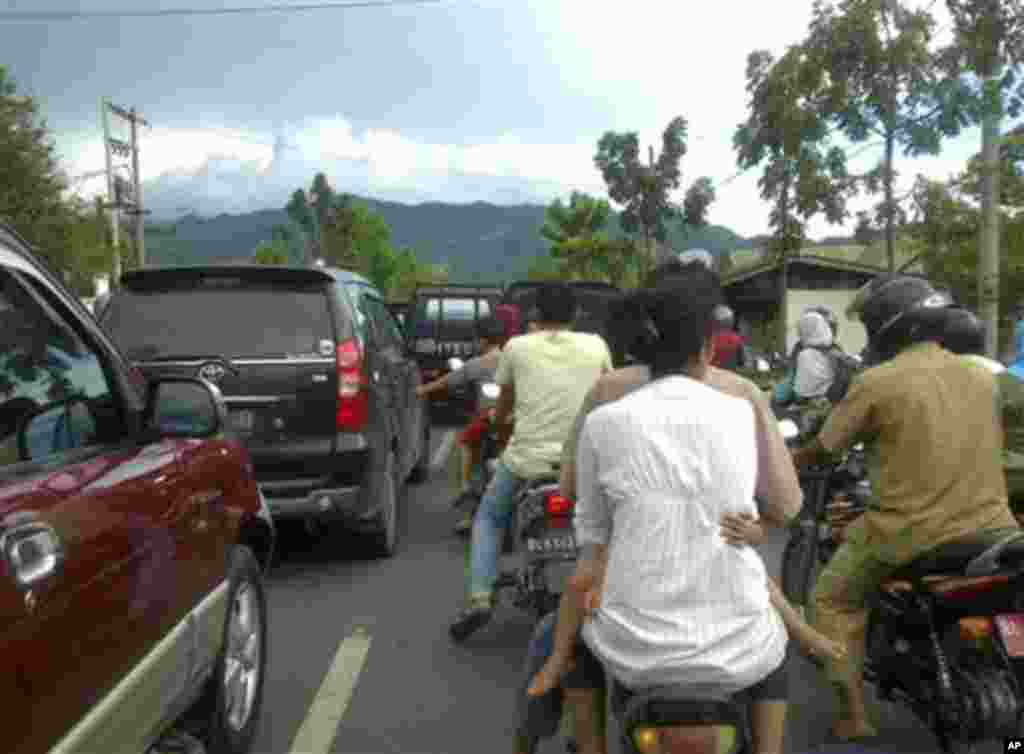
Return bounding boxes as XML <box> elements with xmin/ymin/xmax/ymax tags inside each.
<box><xmin>249</xmin><ymin>422</ymin><xmax>1006</xmax><ymax>754</ymax></box>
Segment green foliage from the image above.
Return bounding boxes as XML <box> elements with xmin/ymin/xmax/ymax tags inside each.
<box><xmin>538</xmin><ymin>192</ymin><xmax>629</xmax><ymax>283</ymax></box>
<box><xmin>734</xmin><ymin>47</ymin><xmax>854</xmax><ymax>260</ymax></box>
<box><xmin>946</xmin><ymin>0</ymin><xmax>1024</xmax><ymax>85</ymax></box>
<box><xmin>253</xmin><ymin>239</ymin><xmax>290</xmax><ymax>265</ymax></box>
<box><xmin>594</xmin><ymin>116</ymin><xmax>716</xmax><ymax>280</ymax></box>
<box><xmin>799</xmin><ymin>0</ymin><xmax>975</xmax><ymax>267</ymax></box>
<box><xmin>908</xmin><ymin>162</ymin><xmax>1024</xmax><ymax>347</ymax></box>
<box><xmin>0</xmin><ymin>66</ymin><xmax>72</xmax><ymax>273</ymax></box>
<box><xmin>526</xmin><ymin>255</ymin><xmax>571</xmax><ymax>281</ymax></box>
<box><xmin>283</xmin><ymin>174</ymin><xmax>448</xmax><ymax>298</ymax></box>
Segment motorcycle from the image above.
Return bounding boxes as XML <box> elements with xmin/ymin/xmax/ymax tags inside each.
<box><xmin>611</xmin><ymin>681</ymin><xmax>751</xmax><ymax>754</ymax></box>
<box><xmin>779</xmin><ymin>417</ymin><xmax>1024</xmax><ymax>752</ymax></box>
<box><xmin>445</xmin><ymin>357</ymin><xmax>579</xmax><ymax>625</ymax></box>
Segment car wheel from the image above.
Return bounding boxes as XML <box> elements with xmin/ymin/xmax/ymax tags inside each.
<box><xmin>408</xmin><ymin>414</ymin><xmax>430</xmax><ymax>485</ymax></box>
<box><xmin>370</xmin><ymin>449</ymin><xmax>400</xmax><ymax>558</ymax></box>
<box><xmin>206</xmin><ymin>546</ymin><xmax>267</xmax><ymax>754</ymax></box>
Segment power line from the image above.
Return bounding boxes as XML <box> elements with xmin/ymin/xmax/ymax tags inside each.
<box><xmin>0</xmin><ymin>0</ymin><xmax>441</xmax><ymax>21</ymax></box>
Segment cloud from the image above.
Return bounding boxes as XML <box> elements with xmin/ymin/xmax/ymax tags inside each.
<box><xmin>62</xmin><ymin>110</ymin><xmax>1001</xmax><ymax>238</ymax></box>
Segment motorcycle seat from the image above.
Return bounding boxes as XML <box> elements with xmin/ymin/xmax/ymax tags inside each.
<box><xmin>881</xmin><ymin>528</ymin><xmax>1024</xmax><ymax>590</ymax></box>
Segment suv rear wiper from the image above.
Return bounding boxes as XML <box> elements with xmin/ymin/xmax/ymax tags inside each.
<box><xmin>127</xmin><ymin>350</ymin><xmax>240</xmax><ymax>373</ymax></box>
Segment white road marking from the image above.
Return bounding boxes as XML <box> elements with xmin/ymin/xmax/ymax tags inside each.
<box><xmin>288</xmin><ymin>627</ymin><xmax>372</xmax><ymax>754</ymax></box>
<box><xmin>430</xmin><ymin>428</ymin><xmax>456</xmax><ymax>471</ymax></box>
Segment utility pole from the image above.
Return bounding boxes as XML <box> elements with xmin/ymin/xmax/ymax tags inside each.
<box><xmin>100</xmin><ymin>98</ymin><xmax>120</xmax><ymax>284</ymax></box>
<box><xmin>104</xmin><ymin>101</ymin><xmax>150</xmax><ymax>269</ymax></box>
<box><xmin>129</xmin><ymin>107</ymin><xmax>145</xmax><ymax>267</ymax></box>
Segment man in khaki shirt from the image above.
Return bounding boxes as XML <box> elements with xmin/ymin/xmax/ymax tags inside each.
<box><xmin>793</xmin><ymin>275</ymin><xmax>1019</xmax><ymax>742</ymax></box>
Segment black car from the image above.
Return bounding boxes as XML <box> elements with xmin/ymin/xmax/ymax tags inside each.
<box><xmin>100</xmin><ymin>265</ymin><xmax>430</xmax><ymax>557</ymax></box>
<box><xmin>405</xmin><ymin>284</ymin><xmax>503</xmax><ymax>414</ymax></box>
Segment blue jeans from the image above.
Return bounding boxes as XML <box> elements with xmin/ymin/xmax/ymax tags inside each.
<box><xmin>468</xmin><ymin>460</ymin><xmax>528</xmax><ymax>597</ymax></box>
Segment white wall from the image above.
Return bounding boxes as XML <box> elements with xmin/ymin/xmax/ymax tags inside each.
<box><xmin>785</xmin><ymin>288</ymin><xmax>868</xmax><ymax>355</ymax></box>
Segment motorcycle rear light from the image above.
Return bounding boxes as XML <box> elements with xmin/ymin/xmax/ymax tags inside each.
<box><xmin>927</xmin><ymin>573</ymin><xmax>1012</xmax><ymax>601</ymax></box>
<box><xmin>631</xmin><ymin>724</ymin><xmax>738</xmax><ymax>754</ymax></box>
<box><xmin>544</xmin><ymin>493</ymin><xmax>573</xmax><ymax>517</ymax></box>
<box><xmin>336</xmin><ymin>339</ymin><xmax>368</xmax><ymax>432</ymax></box>
<box><xmin>959</xmin><ymin>616</ymin><xmax>994</xmax><ymax>641</ymax></box>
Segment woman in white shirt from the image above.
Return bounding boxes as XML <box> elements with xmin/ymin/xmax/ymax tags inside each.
<box><xmin>793</xmin><ymin>310</ymin><xmax>836</xmax><ymax>400</ymax></box>
<box><xmin>573</xmin><ymin>264</ymin><xmax>792</xmax><ymax>754</ymax></box>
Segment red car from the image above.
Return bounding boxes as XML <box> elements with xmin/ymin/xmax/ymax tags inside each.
<box><xmin>0</xmin><ymin>222</ymin><xmax>274</xmax><ymax>754</ymax></box>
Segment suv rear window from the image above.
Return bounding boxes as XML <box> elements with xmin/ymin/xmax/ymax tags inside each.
<box><xmin>442</xmin><ymin>298</ymin><xmax>476</xmax><ymax>321</ymax></box>
<box><xmin>102</xmin><ymin>283</ymin><xmax>333</xmax><ymax>360</ymax></box>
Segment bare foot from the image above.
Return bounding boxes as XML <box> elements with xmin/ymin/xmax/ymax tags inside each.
<box><xmin>527</xmin><ymin>657</ymin><xmax>572</xmax><ymax>697</ymax></box>
<box><xmin>831</xmin><ymin>719</ymin><xmax>878</xmax><ymax>740</ymax></box>
<box><xmin>794</xmin><ymin>624</ymin><xmax>848</xmax><ymax>664</ymax></box>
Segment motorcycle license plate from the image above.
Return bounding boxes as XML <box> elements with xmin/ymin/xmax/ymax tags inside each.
<box><xmin>995</xmin><ymin>613</ymin><xmax>1024</xmax><ymax>657</ymax></box>
<box><xmin>526</xmin><ymin>533</ymin><xmax>576</xmax><ymax>554</ymax></box>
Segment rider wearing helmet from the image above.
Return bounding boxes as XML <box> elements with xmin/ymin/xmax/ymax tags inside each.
<box><xmin>793</xmin><ymin>275</ymin><xmax>1019</xmax><ymax>742</ymax></box>
<box><xmin>710</xmin><ymin>304</ymin><xmax>747</xmax><ymax>370</ymax></box>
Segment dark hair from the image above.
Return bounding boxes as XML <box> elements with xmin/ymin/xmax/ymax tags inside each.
<box><xmin>622</xmin><ymin>262</ymin><xmax>723</xmax><ymax>376</ymax></box>
<box><xmin>534</xmin><ymin>282</ymin><xmax>576</xmax><ymax>324</ymax></box>
<box><xmin>939</xmin><ymin>308</ymin><xmax>985</xmax><ymax>356</ymax></box>
<box><xmin>476</xmin><ymin>316</ymin><xmax>507</xmax><ymax>343</ymax></box>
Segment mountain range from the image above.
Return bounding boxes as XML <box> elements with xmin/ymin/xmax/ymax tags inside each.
<box><xmin>142</xmin><ymin>196</ymin><xmax>800</xmax><ymax>283</ymax></box>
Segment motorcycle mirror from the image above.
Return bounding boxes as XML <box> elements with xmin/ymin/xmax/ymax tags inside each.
<box><xmin>447</xmin><ymin>357</ymin><xmax>465</xmax><ymax>371</ymax></box>
<box><xmin>778</xmin><ymin>419</ymin><xmax>799</xmax><ymax>440</ymax></box>
<box><xmin>480</xmin><ymin>382</ymin><xmax>500</xmax><ymax>400</ymax></box>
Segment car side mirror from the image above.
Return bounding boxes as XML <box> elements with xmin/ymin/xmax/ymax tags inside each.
<box><xmin>17</xmin><ymin>398</ymin><xmax>98</xmax><ymax>462</ymax></box>
<box><xmin>146</xmin><ymin>378</ymin><xmax>226</xmax><ymax>439</ymax></box>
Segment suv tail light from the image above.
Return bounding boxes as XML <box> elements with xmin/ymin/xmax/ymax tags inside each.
<box><xmin>336</xmin><ymin>339</ymin><xmax>368</xmax><ymax>432</ymax></box>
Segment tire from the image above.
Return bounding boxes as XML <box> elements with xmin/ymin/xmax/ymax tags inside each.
<box><xmin>408</xmin><ymin>414</ymin><xmax>430</xmax><ymax>485</ymax></box>
<box><xmin>205</xmin><ymin>546</ymin><xmax>267</xmax><ymax>754</ymax></box>
<box><xmin>370</xmin><ymin>449</ymin><xmax>401</xmax><ymax>558</ymax></box>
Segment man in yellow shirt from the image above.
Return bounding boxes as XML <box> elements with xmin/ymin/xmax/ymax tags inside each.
<box><xmin>450</xmin><ymin>282</ymin><xmax>612</xmax><ymax>642</ymax></box>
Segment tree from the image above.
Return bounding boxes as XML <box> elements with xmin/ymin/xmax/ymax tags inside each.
<box><xmin>321</xmin><ymin>198</ymin><xmax>391</xmax><ymax>274</ymax></box>
<box><xmin>0</xmin><ymin>66</ymin><xmax>72</xmax><ymax>275</ymax></box>
<box><xmin>540</xmin><ymin>192</ymin><xmax>613</xmax><ymax>279</ymax></box>
<box><xmin>734</xmin><ymin>47</ymin><xmax>854</xmax><ymax>346</ymax></box>
<box><xmin>946</xmin><ymin>0</ymin><xmax>1024</xmax><ymax>355</ymax></box>
<box><xmin>526</xmin><ymin>254</ymin><xmax>571</xmax><ymax>281</ymax></box>
<box><xmin>254</xmin><ymin>240</ymin><xmax>290</xmax><ymax>265</ymax></box>
<box><xmin>801</xmin><ymin>0</ymin><xmax>975</xmax><ymax>269</ymax></box>
<box><xmin>594</xmin><ymin>116</ymin><xmax>715</xmax><ymax>281</ymax></box>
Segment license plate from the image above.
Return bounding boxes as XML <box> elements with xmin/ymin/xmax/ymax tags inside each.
<box><xmin>526</xmin><ymin>533</ymin><xmax>576</xmax><ymax>554</ymax></box>
<box><xmin>230</xmin><ymin>410</ymin><xmax>254</xmax><ymax>432</ymax></box>
<box><xmin>995</xmin><ymin>613</ymin><xmax>1024</xmax><ymax>657</ymax></box>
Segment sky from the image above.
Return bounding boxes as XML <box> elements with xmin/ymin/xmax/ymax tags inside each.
<box><xmin>4</xmin><ymin>0</ymin><xmax>1020</xmax><ymax>239</ymax></box>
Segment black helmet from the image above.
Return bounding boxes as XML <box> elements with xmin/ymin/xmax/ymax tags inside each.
<box><xmin>713</xmin><ymin>304</ymin><xmax>735</xmax><ymax>329</ymax></box>
<box><xmin>855</xmin><ymin>274</ymin><xmax>953</xmax><ymax>355</ymax></box>
<box><xmin>939</xmin><ymin>308</ymin><xmax>985</xmax><ymax>356</ymax></box>
<box><xmin>476</xmin><ymin>316</ymin><xmax>506</xmax><ymax>342</ymax></box>
<box><xmin>807</xmin><ymin>305</ymin><xmax>838</xmax><ymax>337</ymax></box>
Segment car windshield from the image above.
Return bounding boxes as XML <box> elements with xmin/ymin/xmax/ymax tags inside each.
<box><xmin>102</xmin><ymin>284</ymin><xmax>333</xmax><ymax>360</ymax></box>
